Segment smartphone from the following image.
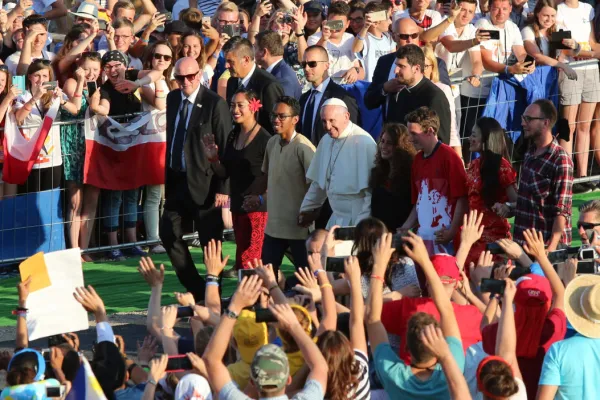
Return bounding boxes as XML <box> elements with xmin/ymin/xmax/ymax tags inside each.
<box><xmin>165</xmin><ymin>355</ymin><xmax>193</xmax><ymax>372</ymax></box>
<box><xmin>369</xmin><ymin>10</ymin><xmax>387</xmax><ymax>22</ymax></box>
<box><xmin>48</xmin><ymin>334</ymin><xmax>68</xmax><ymax>348</ymax></box>
<box><xmin>480</xmin><ymin>278</ymin><xmax>506</xmax><ymax>295</ymax></box>
<box><xmin>42</xmin><ymin>349</ymin><xmax>51</xmax><ymax>361</ymax></box>
<box><xmin>326</xmin><ymin>256</ymin><xmax>345</xmax><ymax>273</ymax></box>
<box><xmin>46</xmin><ymin>386</ymin><xmax>65</xmax><ymax>398</ymax></box>
<box><xmin>223</xmin><ymin>24</ymin><xmax>241</xmax><ymax>37</ymax></box>
<box><xmin>481</xmin><ymin>29</ymin><xmax>500</xmax><ymax>40</ymax></box>
<box><xmin>162</xmin><ymin>12</ymin><xmax>172</xmax><ymax>21</ymax></box>
<box><xmin>12</xmin><ymin>75</ymin><xmax>25</xmax><ymax>92</ymax></box>
<box><xmin>326</xmin><ymin>20</ymin><xmax>344</xmax><ymax>31</ymax></box>
<box><xmin>486</xmin><ymin>242</ymin><xmax>504</xmax><ymax>255</ymax></box>
<box><xmin>551</xmin><ymin>29</ymin><xmax>572</xmax><ymax>49</ymax></box>
<box><xmin>579</xmin><ymin>248</ymin><xmax>597</xmax><ymax>260</ymax></box>
<box><xmin>87</xmin><ymin>81</ymin><xmax>97</xmax><ymax>97</ymax></box>
<box><xmin>255</xmin><ymin>308</ymin><xmax>278</xmax><ymax>323</ymax></box>
<box><xmin>548</xmin><ymin>249</ymin><xmax>568</xmax><ymax>264</ymax></box>
<box><xmin>334</xmin><ymin>226</ymin><xmax>355</xmax><ymax>241</ymax></box>
<box><xmin>524</xmin><ymin>54</ymin><xmax>535</xmax><ymax>65</ymax></box>
<box><xmin>202</xmin><ymin>16</ymin><xmax>211</xmax><ymax>26</ymax></box>
<box><xmin>177</xmin><ymin>306</ymin><xmax>194</xmax><ymax>318</ymax></box>
<box><xmin>238</xmin><ymin>269</ymin><xmax>257</xmax><ymax>281</ymax></box>
<box><xmin>578</xmin><ymin>260</ymin><xmax>597</xmax><ymax>274</ymax></box>
<box><xmin>44</xmin><ymin>81</ymin><xmax>57</xmax><ymax>90</ymax></box>
<box><xmin>98</xmin><ymin>19</ymin><xmax>108</xmax><ymax>30</ymax></box>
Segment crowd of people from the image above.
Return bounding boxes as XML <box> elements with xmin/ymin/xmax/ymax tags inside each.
<box><xmin>0</xmin><ymin>0</ymin><xmax>600</xmax><ymax>398</ymax></box>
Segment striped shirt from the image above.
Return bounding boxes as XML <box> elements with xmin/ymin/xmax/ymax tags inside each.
<box><xmin>351</xmin><ymin>349</ymin><xmax>371</xmax><ymax>400</ymax></box>
<box><xmin>513</xmin><ymin>139</ymin><xmax>573</xmax><ymax>246</ymax></box>
<box><xmin>173</xmin><ymin>0</ymin><xmax>221</xmax><ymax>20</ymax></box>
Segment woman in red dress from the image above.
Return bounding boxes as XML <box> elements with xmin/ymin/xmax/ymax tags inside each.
<box><xmin>465</xmin><ymin>117</ymin><xmax>518</xmax><ymax>268</ymax></box>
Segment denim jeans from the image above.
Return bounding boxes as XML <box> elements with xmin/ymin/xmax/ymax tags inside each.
<box><xmin>102</xmin><ymin>189</ymin><xmax>139</xmax><ymax>232</ymax></box>
<box><xmin>143</xmin><ymin>185</ymin><xmax>163</xmax><ymax>241</ymax></box>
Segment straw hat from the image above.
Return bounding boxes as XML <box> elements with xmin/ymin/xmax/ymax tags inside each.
<box><xmin>564</xmin><ymin>274</ymin><xmax>600</xmax><ymax>338</ymax></box>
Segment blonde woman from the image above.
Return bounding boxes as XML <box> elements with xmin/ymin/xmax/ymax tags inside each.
<box><xmin>423</xmin><ymin>45</ymin><xmax>462</xmax><ymax>159</ymax></box>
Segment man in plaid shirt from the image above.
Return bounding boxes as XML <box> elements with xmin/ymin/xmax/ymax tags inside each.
<box><xmin>513</xmin><ymin>99</ymin><xmax>574</xmax><ymax>250</ymax></box>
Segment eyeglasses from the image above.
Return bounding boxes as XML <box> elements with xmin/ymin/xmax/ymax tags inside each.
<box><xmin>578</xmin><ymin>222</ymin><xmax>600</xmax><ymax>230</ymax></box>
<box><xmin>37</xmin><ymin>59</ymin><xmax>51</xmax><ymax>66</ymax></box>
<box><xmin>424</xmin><ymin>64</ymin><xmax>433</xmax><ymax>70</ymax></box>
<box><xmin>153</xmin><ymin>53</ymin><xmax>173</xmax><ymax>61</ymax></box>
<box><xmin>270</xmin><ymin>113</ymin><xmax>293</xmax><ymax>121</ymax></box>
<box><xmin>174</xmin><ymin>72</ymin><xmax>199</xmax><ymax>82</ymax></box>
<box><xmin>521</xmin><ymin>115</ymin><xmax>546</xmax><ymax>123</ymax></box>
<box><xmin>217</xmin><ymin>19</ymin><xmax>238</xmax><ymax>25</ymax></box>
<box><xmin>114</xmin><ymin>35</ymin><xmax>132</xmax><ymax>41</ymax></box>
<box><xmin>301</xmin><ymin>60</ymin><xmax>327</xmax><ymax>69</ymax></box>
<box><xmin>395</xmin><ymin>32</ymin><xmax>419</xmax><ymax>40</ymax></box>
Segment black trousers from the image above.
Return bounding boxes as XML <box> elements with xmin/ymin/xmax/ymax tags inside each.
<box><xmin>261</xmin><ymin>233</ymin><xmax>309</xmax><ymax>278</ymax></box>
<box><xmin>160</xmin><ymin>171</ymin><xmax>224</xmax><ymax>301</ymax></box>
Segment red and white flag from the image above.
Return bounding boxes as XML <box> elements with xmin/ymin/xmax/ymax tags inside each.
<box><xmin>83</xmin><ymin>109</ymin><xmax>166</xmax><ymax>190</ymax></box>
<box><xmin>2</xmin><ymin>98</ymin><xmax>60</xmax><ymax>184</ymax></box>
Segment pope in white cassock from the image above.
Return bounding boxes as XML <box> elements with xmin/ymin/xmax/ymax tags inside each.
<box><xmin>298</xmin><ymin>98</ymin><xmax>377</xmax><ymax>229</ymax></box>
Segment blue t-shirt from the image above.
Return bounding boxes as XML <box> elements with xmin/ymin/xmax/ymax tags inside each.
<box><xmin>373</xmin><ymin>336</ymin><xmax>465</xmax><ymax>400</ymax></box>
<box><xmin>539</xmin><ymin>334</ymin><xmax>600</xmax><ymax>399</ymax></box>
<box><xmin>114</xmin><ymin>384</ymin><xmax>146</xmax><ymax>400</ymax></box>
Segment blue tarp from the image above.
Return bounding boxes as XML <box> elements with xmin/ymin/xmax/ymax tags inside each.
<box><xmin>342</xmin><ymin>81</ymin><xmax>384</xmax><ymax>140</ymax></box>
<box><xmin>0</xmin><ymin>189</ymin><xmax>65</xmax><ymax>263</ymax></box>
<box><xmin>482</xmin><ymin>65</ymin><xmax>559</xmax><ymax>144</ymax></box>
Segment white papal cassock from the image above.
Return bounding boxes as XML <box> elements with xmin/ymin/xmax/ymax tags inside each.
<box><xmin>300</xmin><ymin>122</ymin><xmax>377</xmax><ymax>228</ymax></box>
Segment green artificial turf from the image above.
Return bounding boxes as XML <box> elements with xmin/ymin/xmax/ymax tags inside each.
<box><xmin>0</xmin><ymin>192</ymin><xmax>596</xmax><ymax>327</ymax></box>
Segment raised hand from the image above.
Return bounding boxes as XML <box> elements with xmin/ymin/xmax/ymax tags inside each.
<box><xmin>496</xmin><ymin>238</ymin><xmax>524</xmax><ymax>260</ymax></box>
<box><xmin>138</xmin><ymin>257</ymin><xmax>165</xmax><ymax>287</ymax></box>
<box><xmin>17</xmin><ymin>276</ymin><xmax>32</xmax><ymax>305</ymax></box>
<box><xmin>229</xmin><ymin>275</ymin><xmax>263</xmax><ymax>312</ymax></box>
<box><xmin>73</xmin><ymin>285</ymin><xmax>106</xmax><ymax>315</ymax></box>
<box><xmin>522</xmin><ymin>229</ymin><xmax>547</xmax><ymax>261</ymax></box>
<box><xmin>204</xmin><ymin>239</ymin><xmax>229</xmax><ymax>276</ymax></box>
<box><xmin>174</xmin><ymin>292</ymin><xmax>195</xmax><ymax>307</ymax></box>
<box><xmin>420</xmin><ymin>324</ymin><xmax>451</xmax><ymax>361</ymax></box>
<box><xmin>137</xmin><ymin>335</ymin><xmax>158</xmax><ymax>364</ymax></box>
<box><xmin>269</xmin><ymin>303</ymin><xmax>302</xmax><ymax>332</ymax></box>
<box><xmin>293</xmin><ymin>267</ymin><xmax>321</xmax><ymax>302</ymax></box>
<box><xmin>202</xmin><ymin>133</ymin><xmax>219</xmax><ymax>161</ymax></box>
<box><xmin>402</xmin><ymin>231</ymin><xmax>430</xmax><ymax>268</ymax></box>
<box><xmin>148</xmin><ymin>354</ymin><xmax>168</xmax><ymax>382</ymax></box>
<box><xmin>460</xmin><ymin>210</ymin><xmax>484</xmax><ymax>246</ymax></box>
<box><xmin>251</xmin><ymin>261</ymin><xmax>277</xmax><ymax>288</ymax></box>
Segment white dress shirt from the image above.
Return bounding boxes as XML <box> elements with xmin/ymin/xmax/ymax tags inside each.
<box><xmin>172</xmin><ymin>84</ymin><xmax>201</xmax><ymax>171</ymax></box>
<box><xmin>239</xmin><ymin>63</ymin><xmax>257</xmax><ymax>88</ymax></box>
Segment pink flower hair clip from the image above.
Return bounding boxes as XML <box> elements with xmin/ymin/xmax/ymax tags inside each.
<box><xmin>249</xmin><ymin>98</ymin><xmax>263</xmax><ymax>113</ymax></box>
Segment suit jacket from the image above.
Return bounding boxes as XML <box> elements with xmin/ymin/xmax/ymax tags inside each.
<box><xmin>364</xmin><ymin>52</ymin><xmax>451</xmax><ymax>116</ymax></box>
<box><xmin>166</xmin><ymin>86</ymin><xmax>233</xmax><ymax>206</ymax></box>
<box><xmin>270</xmin><ymin>59</ymin><xmax>302</xmax><ymax>100</ymax></box>
<box><xmin>297</xmin><ymin>79</ymin><xmax>360</xmax><ymax>145</ymax></box>
<box><xmin>226</xmin><ymin>66</ymin><xmax>284</xmax><ymax>135</ymax></box>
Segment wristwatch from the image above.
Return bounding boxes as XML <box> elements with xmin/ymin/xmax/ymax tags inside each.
<box><xmin>224</xmin><ymin>308</ymin><xmax>239</xmax><ymax>319</ymax></box>
<box><xmin>147</xmin><ymin>377</ymin><xmax>157</xmax><ymax>386</ymax></box>
<box><xmin>295</xmin><ymin>30</ymin><xmax>305</xmax><ymax>37</ymax></box>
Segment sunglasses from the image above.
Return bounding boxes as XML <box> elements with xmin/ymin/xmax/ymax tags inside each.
<box><xmin>301</xmin><ymin>60</ymin><xmax>327</xmax><ymax>69</ymax></box>
<box><xmin>578</xmin><ymin>222</ymin><xmax>600</xmax><ymax>230</ymax></box>
<box><xmin>396</xmin><ymin>32</ymin><xmax>419</xmax><ymax>40</ymax></box>
<box><xmin>174</xmin><ymin>72</ymin><xmax>198</xmax><ymax>82</ymax></box>
<box><xmin>153</xmin><ymin>53</ymin><xmax>173</xmax><ymax>61</ymax></box>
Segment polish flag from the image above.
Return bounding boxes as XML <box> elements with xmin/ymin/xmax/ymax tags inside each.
<box><xmin>83</xmin><ymin>109</ymin><xmax>166</xmax><ymax>190</ymax></box>
<box><xmin>2</xmin><ymin>98</ymin><xmax>60</xmax><ymax>184</ymax></box>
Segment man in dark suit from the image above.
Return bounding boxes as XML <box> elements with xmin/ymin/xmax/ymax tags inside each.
<box><xmin>160</xmin><ymin>57</ymin><xmax>233</xmax><ymax>301</ymax></box>
<box><xmin>365</xmin><ymin>17</ymin><xmax>450</xmax><ymax>121</ymax></box>
<box><xmin>297</xmin><ymin>45</ymin><xmax>360</xmax><ymax>146</ymax></box>
<box><xmin>255</xmin><ymin>31</ymin><xmax>302</xmax><ymax>99</ymax></box>
<box><xmin>224</xmin><ymin>36</ymin><xmax>284</xmax><ymax>135</ymax></box>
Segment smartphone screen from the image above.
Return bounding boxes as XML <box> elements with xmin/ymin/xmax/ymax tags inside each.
<box><xmin>486</xmin><ymin>242</ymin><xmax>504</xmax><ymax>255</ymax></box>
<box><xmin>480</xmin><ymin>278</ymin><xmax>506</xmax><ymax>295</ymax></box>
<box><xmin>46</xmin><ymin>386</ymin><xmax>65</xmax><ymax>397</ymax></box>
<box><xmin>238</xmin><ymin>269</ymin><xmax>257</xmax><ymax>281</ymax></box>
<box><xmin>334</xmin><ymin>226</ymin><xmax>355</xmax><ymax>241</ymax></box>
<box><xmin>166</xmin><ymin>355</ymin><xmax>193</xmax><ymax>372</ymax></box>
<box><xmin>12</xmin><ymin>75</ymin><xmax>25</xmax><ymax>92</ymax></box>
<box><xmin>481</xmin><ymin>29</ymin><xmax>500</xmax><ymax>40</ymax></box>
<box><xmin>325</xmin><ymin>256</ymin><xmax>345</xmax><ymax>273</ymax></box>
<box><xmin>98</xmin><ymin>19</ymin><xmax>108</xmax><ymax>30</ymax></box>
<box><xmin>548</xmin><ymin>249</ymin><xmax>568</xmax><ymax>264</ymax></box>
<box><xmin>87</xmin><ymin>81</ymin><xmax>97</xmax><ymax>97</ymax></box>
<box><xmin>524</xmin><ymin>54</ymin><xmax>535</xmax><ymax>65</ymax></box>
<box><xmin>177</xmin><ymin>306</ymin><xmax>194</xmax><ymax>318</ymax></box>
<box><xmin>579</xmin><ymin>248</ymin><xmax>596</xmax><ymax>260</ymax></box>
<box><xmin>326</xmin><ymin>20</ymin><xmax>344</xmax><ymax>31</ymax></box>
<box><xmin>44</xmin><ymin>81</ymin><xmax>57</xmax><ymax>90</ymax></box>
<box><xmin>255</xmin><ymin>308</ymin><xmax>278</xmax><ymax>323</ymax></box>
<box><xmin>202</xmin><ymin>16</ymin><xmax>211</xmax><ymax>26</ymax></box>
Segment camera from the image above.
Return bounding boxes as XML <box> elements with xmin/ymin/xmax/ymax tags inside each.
<box><xmin>282</xmin><ymin>13</ymin><xmax>293</xmax><ymax>24</ymax></box>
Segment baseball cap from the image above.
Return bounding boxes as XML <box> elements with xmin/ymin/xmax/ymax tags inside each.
<box><xmin>165</xmin><ymin>20</ymin><xmax>192</xmax><ymax>35</ymax></box>
<box><xmin>250</xmin><ymin>344</ymin><xmax>290</xmax><ymax>392</ymax></box>
<box><xmin>515</xmin><ymin>274</ymin><xmax>552</xmax><ymax>306</ymax></box>
<box><xmin>233</xmin><ymin>310</ymin><xmax>269</xmax><ymax>364</ymax></box>
<box><xmin>69</xmin><ymin>2</ymin><xmax>99</xmax><ymax>20</ymax></box>
<box><xmin>430</xmin><ymin>254</ymin><xmax>460</xmax><ymax>282</ymax></box>
<box><xmin>304</xmin><ymin>1</ymin><xmax>324</xmax><ymax>14</ymax></box>
<box><xmin>174</xmin><ymin>373</ymin><xmax>212</xmax><ymax>400</ymax></box>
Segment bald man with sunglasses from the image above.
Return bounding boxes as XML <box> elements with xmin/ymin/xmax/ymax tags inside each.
<box><xmin>161</xmin><ymin>57</ymin><xmax>233</xmax><ymax>301</ymax></box>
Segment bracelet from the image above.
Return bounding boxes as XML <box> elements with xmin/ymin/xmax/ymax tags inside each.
<box><xmin>313</xmin><ymin>269</ymin><xmax>326</xmax><ymax>277</ymax></box>
<box><xmin>139</xmin><ymin>38</ymin><xmax>149</xmax><ymax>43</ymax></box>
<box><xmin>258</xmin><ymin>194</ymin><xmax>264</xmax><ymax>205</ymax></box>
<box><xmin>16</xmin><ymin>306</ymin><xmax>28</xmax><ymax>312</ymax></box>
<box><xmin>206</xmin><ymin>275</ymin><xmax>219</xmax><ymax>283</ymax></box>
<box><xmin>268</xmin><ymin>284</ymin><xmax>279</xmax><ymax>292</ymax></box>
<box><xmin>73</xmin><ymin>93</ymin><xmax>82</xmax><ymax>98</ymax></box>
<box><xmin>207</xmin><ymin>273</ymin><xmax>219</xmax><ymax>279</ymax></box>
<box><xmin>206</xmin><ymin>281</ymin><xmax>219</xmax><ymax>287</ymax></box>
<box><xmin>357</xmin><ymin>34</ymin><xmax>365</xmax><ymax>41</ymax></box>
<box><xmin>211</xmin><ymin>53</ymin><xmax>219</xmax><ymax>59</ymax></box>
<box><xmin>320</xmin><ymin>283</ymin><xmax>333</xmax><ymax>290</ymax></box>
<box><xmin>371</xmin><ymin>274</ymin><xmax>385</xmax><ymax>284</ymax></box>
<box><xmin>12</xmin><ymin>310</ymin><xmax>27</xmax><ymax>317</ymax></box>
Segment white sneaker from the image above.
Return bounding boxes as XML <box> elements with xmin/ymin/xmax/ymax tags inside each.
<box><xmin>150</xmin><ymin>244</ymin><xmax>167</xmax><ymax>254</ymax></box>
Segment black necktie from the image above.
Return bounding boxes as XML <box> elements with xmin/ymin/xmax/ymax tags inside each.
<box><xmin>171</xmin><ymin>98</ymin><xmax>189</xmax><ymax>171</ymax></box>
<box><xmin>303</xmin><ymin>89</ymin><xmax>317</xmax><ymax>143</ymax></box>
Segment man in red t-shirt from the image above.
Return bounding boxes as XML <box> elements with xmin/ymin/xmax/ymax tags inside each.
<box><xmin>381</xmin><ymin>253</ymin><xmax>482</xmax><ymax>364</ymax></box>
<box><xmin>398</xmin><ymin>107</ymin><xmax>468</xmax><ymax>256</ymax></box>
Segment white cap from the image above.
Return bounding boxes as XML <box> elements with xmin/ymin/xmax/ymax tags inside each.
<box><xmin>4</xmin><ymin>3</ymin><xmax>16</xmax><ymax>11</ymax></box>
<box><xmin>322</xmin><ymin>98</ymin><xmax>348</xmax><ymax>109</ymax></box>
